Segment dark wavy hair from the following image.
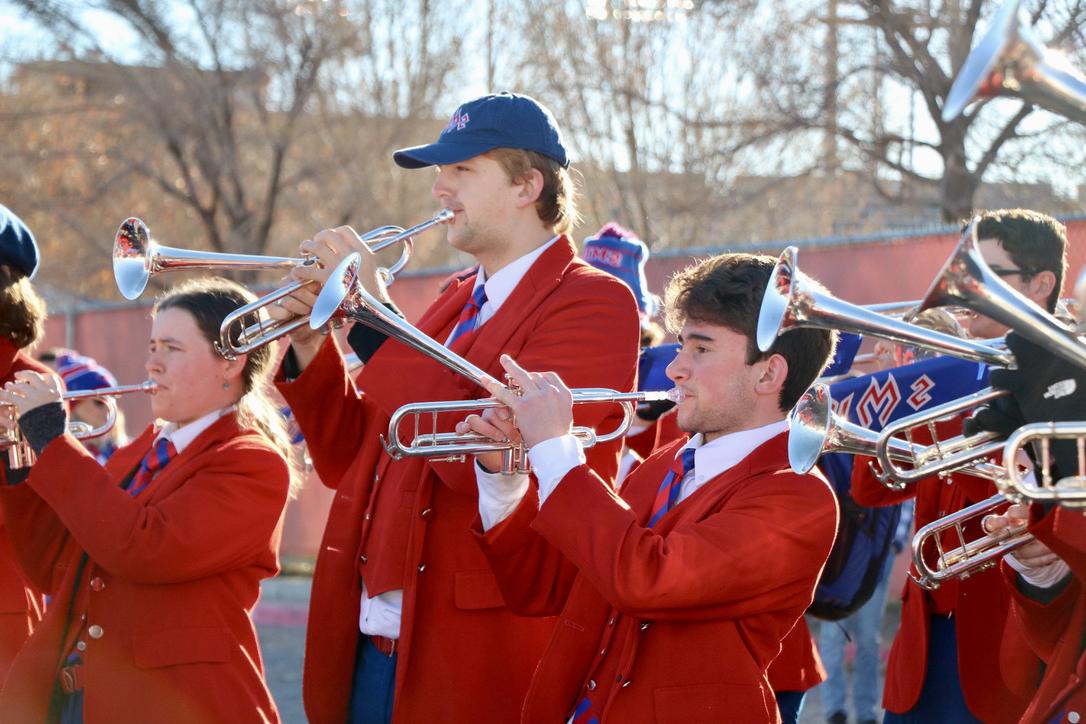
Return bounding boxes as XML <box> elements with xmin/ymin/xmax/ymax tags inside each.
<box><xmin>664</xmin><ymin>253</ymin><xmax>836</xmax><ymax>412</ymax></box>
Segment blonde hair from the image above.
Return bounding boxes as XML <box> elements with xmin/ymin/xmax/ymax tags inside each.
<box><xmin>485</xmin><ymin>148</ymin><xmax>581</xmax><ymax>234</ymax></box>
<box><xmin>152</xmin><ymin>277</ymin><xmax>300</xmax><ymax>496</ymax></box>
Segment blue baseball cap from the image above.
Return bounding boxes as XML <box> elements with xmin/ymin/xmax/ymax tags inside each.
<box><xmin>393</xmin><ymin>92</ymin><xmax>569</xmax><ymax>169</ymax></box>
<box><xmin>0</xmin><ymin>203</ymin><xmax>40</xmax><ymax>279</ymax></box>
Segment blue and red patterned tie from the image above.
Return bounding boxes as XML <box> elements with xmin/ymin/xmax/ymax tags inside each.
<box><xmin>571</xmin><ymin>695</ymin><xmax>599</xmax><ymax>724</ymax></box>
<box><xmin>447</xmin><ymin>285</ymin><xmax>488</xmax><ymax>345</ymax></box>
<box><xmin>647</xmin><ymin>447</ymin><xmax>696</xmax><ymax>528</ymax></box>
<box><xmin>128</xmin><ymin>437</ymin><xmax>177</xmax><ymax>497</ymax></box>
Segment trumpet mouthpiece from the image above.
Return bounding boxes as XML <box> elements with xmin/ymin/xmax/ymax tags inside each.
<box><xmin>642</xmin><ymin>388</ymin><xmax>684</xmax><ymax>403</ymax></box>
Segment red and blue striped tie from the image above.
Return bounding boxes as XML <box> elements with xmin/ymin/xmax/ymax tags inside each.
<box><xmin>647</xmin><ymin>447</ymin><xmax>696</xmax><ymax>527</ymax></box>
<box><xmin>447</xmin><ymin>285</ymin><xmax>488</xmax><ymax>345</ymax></box>
<box><xmin>128</xmin><ymin>437</ymin><xmax>177</xmax><ymax>497</ymax></box>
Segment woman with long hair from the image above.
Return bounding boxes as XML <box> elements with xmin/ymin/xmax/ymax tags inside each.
<box><xmin>0</xmin><ymin>277</ymin><xmax>296</xmax><ymax>723</ymax></box>
<box><xmin>0</xmin><ymin>203</ymin><xmax>48</xmax><ymax>692</ymax></box>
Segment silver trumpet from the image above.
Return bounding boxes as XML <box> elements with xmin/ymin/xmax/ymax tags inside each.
<box><xmin>1001</xmin><ymin>422</ymin><xmax>1086</xmax><ymax>507</ymax></box>
<box><xmin>910</xmin><ymin>494</ymin><xmax>1033</xmax><ymax>590</ymax></box>
<box><xmin>757</xmin><ymin>246</ymin><xmax>1012</xmax><ymax>366</ymax></box>
<box><xmin>3</xmin><ymin>381</ymin><xmax>159</xmax><ymax>468</ymax></box>
<box><xmin>216</xmin><ymin>210</ymin><xmax>453</xmax><ymax>358</ymax></box>
<box><xmin>943</xmin><ymin>0</ymin><xmax>1086</xmax><ymax>123</ymax></box>
<box><xmin>309</xmin><ymin>252</ymin><xmax>669</xmax><ymax>474</ymax></box>
<box><xmin>788</xmin><ymin>383</ymin><xmax>918</xmax><ymax>474</ymax></box>
<box><xmin>112</xmin><ymin>210</ymin><xmax>453</xmax><ymax>358</ymax></box>
<box><xmin>789</xmin><ymin>384</ymin><xmax>1006</xmax><ymax>490</ymax></box>
<box><xmin>385</xmin><ymin>388</ymin><xmax>681</xmax><ymax>474</ymax></box>
<box><xmin>873</xmin><ymin>388</ymin><xmax>1011</xmax><ymax>489</ymax></box>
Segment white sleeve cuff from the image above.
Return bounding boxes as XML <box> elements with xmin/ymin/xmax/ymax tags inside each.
<box><xmin>475</xmin><ymin>460</ymin><xmax>529</xmax><ymax>532</ymax></box>
<box><xmin>528</xmin><ymin>434</ymin><xmax>586</xmax><ymax>506</ymax></box>
<box><xmin>1005</xmin><ymin>552</ymin><xmax>1072</xmax><ymax>589</ymax></box>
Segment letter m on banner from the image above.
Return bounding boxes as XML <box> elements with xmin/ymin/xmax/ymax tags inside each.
<box><xmin>855</xmin><ymin>376</ymin><xmax>901</xmax><ymax>428</ymax></box>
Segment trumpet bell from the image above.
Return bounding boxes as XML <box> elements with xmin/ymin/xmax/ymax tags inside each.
<box><xmin>788</xmin><ymin>384</ymin><xmax>833</xmax><ymax>474</ymax></box>
<box><xmin>114</xmin><ymin>218</ymin><xmax>155</xmax><ymax>300</ymax></box>
<box><xmin>943</xmin><ymin>0</ymin><xmax>1086</xmax><ymax>123</ymax></box>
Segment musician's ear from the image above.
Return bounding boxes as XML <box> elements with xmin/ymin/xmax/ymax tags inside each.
<box><xmin>755</xmin><ymin>353</ymin><xmax>788</xmax><ymax>397</ymax></box>
<box><xmin>1028</xmin><ymin>270</ymin><xmax>1057</xmax><ymax>308</ymax></box>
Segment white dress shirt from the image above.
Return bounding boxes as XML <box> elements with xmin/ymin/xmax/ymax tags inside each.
<box><xmin>477</xmin><ymin>419</ymin><xmax>789</xmax><ymax>532</ymax></box>
<box><xmin>361</xmin><ymin>235</ymin><xmax>561</xmax><ymax>640</ymax></box>
<box><xmin>155</xmin><ymin>405</ymin><xmax>236</xmax><ymax>453</ymax></box>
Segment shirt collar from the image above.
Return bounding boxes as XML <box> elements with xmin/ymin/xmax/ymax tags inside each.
<box><xmin>472</xmin><ymin>235</ymin><xmax>560</xmax><ymax>312</ymax></box>
<box><xmin>155</xmin><ymin>405</ymin><xmax>235</xmax><ymax>454</ymax></box>
<box><xmin>681</xmin><ymin>418</ymin><xmax>788</xmax><ymax>484</ymax></box>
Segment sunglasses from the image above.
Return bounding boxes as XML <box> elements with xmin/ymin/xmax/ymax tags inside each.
<box><xmin>989</xmin><ymin>265</ymin><xmax>1038</xmax><ymax>278</ymax></box>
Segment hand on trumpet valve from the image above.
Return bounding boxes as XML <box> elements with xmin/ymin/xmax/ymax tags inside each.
<box><xmin>476</xmin><ymin>355</ymin><xmax>574</xmax><ymax>450</ymax></box>
<box><xmin>0</xmin><ymin>371</ymin><xmax>65</xmax><ymax>420</ymax></box>
<box><xmin>456</xmin><ymin>407</ymin><xmax>522</xmax><ymax>475</ymax></box>
<box><xmin>985</xmin><ymin>503</ymin><xmax>1068</xmax><ymax>587</ymax></box>
<box><xmin>298</xmin><ymin>227</ymin><xmax>391</xmax><ymax>304</ymax></box>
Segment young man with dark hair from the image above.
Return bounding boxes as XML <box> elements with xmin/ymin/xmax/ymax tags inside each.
<box><xmin>968</xmin><ymin>208</ymin><xmax>1066</xmax><ymax>337</ymax></box>
<box><xmin>272</xmin><ymin>93</ymin><xmax>641</xmax><ymax>723</ymax></box>
<box><xmin>848</xmin><ymin>208</ymin><xmax>1067</xmax><ymax>723</ymax></box>
<box><xmin>462</xmin><ymin>252</ymin><xmax>839</xmax><ymax>722</ymax></box>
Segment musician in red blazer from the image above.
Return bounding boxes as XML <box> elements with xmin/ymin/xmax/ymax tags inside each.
<box><xmin>0</xmin><ymin>204</ymin><xmax>48</xmax><ymax>689</ymax></box>
<box><xmin>272</xmin><ymin>93</ymin><xmax>640</xmax><ymax>723</ymax></box>
<box><xmin>464</xmin><ymin>253</ymin><xmax>839</xmax><ymax>723</ymax></box>
<box><xmin>0</xmin><ymin>279</ymin><xmax>293</xmax><ymax>723</ymax></box>
<box><xmin>851</xmin><ymin>209</ymin><xmax>1066</xmax><ymax>723</ymax></box>
<box><xmin>967</xmin><ymin>329</ymin><xmax>1086</xmax><ymax>724</ymax></box>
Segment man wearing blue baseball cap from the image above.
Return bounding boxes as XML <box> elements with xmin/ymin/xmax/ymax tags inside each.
<box><xmin>270</xmin><ymin>93</ymin><xmax>642</xmax><ymax>723</ymax></box>
<box><xmin>0</xmin><ymin>203</ymin><xmax>48</xmax><ymax>691</ymax></box>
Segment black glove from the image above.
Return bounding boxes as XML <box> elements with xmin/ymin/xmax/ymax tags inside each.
<box><xmin>967</xmin><ymin>331</ymin><xmax>1086</xmax><ymax>477</ymax></box>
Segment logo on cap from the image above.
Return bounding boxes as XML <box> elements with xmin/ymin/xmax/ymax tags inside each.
<box><xmin>445</xmin><ymin>109</ymin><xmax>470</xmax><ymax>133</ymax></box>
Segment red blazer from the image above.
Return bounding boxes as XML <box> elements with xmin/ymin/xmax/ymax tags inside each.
<box><xmin>277</xmin><ymin>237</ymin><xmax>641</xmax><ymax>723</ymax></box>
<box><xmin>766</xmin><ymin>618</ymin><xmax>825</xmax><ymax>693</ymax></box>
<box><xmin>850</xmin><ymin>418</ymin><xmax>1035</xmax><ymax>723</ymax></box>
<box><xmin>1003</xmin><ymin>505</ymin><xmax>1086</xmax><ymax>724</ymax></box>
<box><xmin>0</xmin><ymin>414</ymin><xmax>290</xmax><ymax>723</ymax></box>
<box><xmin>477</xmin><ymin>433</ymin><xmax>839</xmax><ymax>723</ymax></box>
<box><xmin>0</xmin><ymin>341</ymin><xmax>47</xmax><ymax>687</ymax></box>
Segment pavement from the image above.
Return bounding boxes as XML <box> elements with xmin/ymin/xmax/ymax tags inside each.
<box><xmin>254</xmin><ymin>575</ymin><xmax>895</xmax><ymax>724</ymax></box>
<box><xmin>255</xmin><ymin>575</ymin><xmax>310</xmax><ymax>724</ymax></box>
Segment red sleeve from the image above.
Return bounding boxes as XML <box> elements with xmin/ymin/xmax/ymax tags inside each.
<box><xmin>0</xmin><ymin>481</ymin><xmax>70</xmax><ymax>595</ymax></box>
<box><xmin>276</xmin><ymin>335</ymin><xmax>372</xmax><ymax>490</ymax></box>
<box><xmin>529</xmin><ymin>465</ymin><xmax>839</xmax><ymax>621</ymax></box>
<box><xmin>473</xmin><ymin>482</ymin><xmax>581</xmax><ymax>617</ymax></box>
<box><xmin>22</xmin><ymin>434</ymin><xmax>289</xmax><ymax>584</ymax></box>
<box><xmin>1002</xmin><ymin>561</ymin><xmax>1078</xmax><ymax>663</ymax></box>
<box><xmin>849</xmin><ymin>453</ymin><xmax>916</xmax><ymax>507</ymax></box>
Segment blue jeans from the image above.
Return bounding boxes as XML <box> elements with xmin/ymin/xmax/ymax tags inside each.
<box><xmin>775</xmin><ymin>689</ymin><xmax>807</xmax><ymax>724</ymax></box>
<box><xmin>348</xmin><ymin>637</ymin><xmax>397</xmax><ymax>724</ymax></box>
<box><xmin>59</xmin><ymin>690</ymin><xmax>83</xmax><ymax>724</ymax></box>
<box><xmin>882</xmin><ymin>615</ymin><xmax>982</xmax><ymax>724</ymax></box>
<box><xmin>818</xmin><ymin>554</ymin><xmax>894</xmax><ymax>722</ymax></box>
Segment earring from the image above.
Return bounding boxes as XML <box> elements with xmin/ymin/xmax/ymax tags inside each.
<box><xmin>222</xmin><ymin>380</ymin><xmax>230</xmax><ymax>390</ymax></box>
